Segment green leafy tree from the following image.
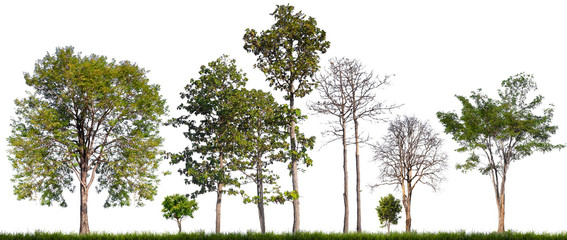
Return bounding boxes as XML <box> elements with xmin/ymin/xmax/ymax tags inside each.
<box><xmin>167</xmin><ymin>55</ymin><xmax>247</xmax><ymax>233</ymax></box>
<box><xmin>233</xmin><ymin>88</ymin><xmax>314</xmax><ymax>233</ymax></box>
<box><xmin>162</xmin><ymin>194</ymin><xmax>198</xmax><ymax>233</ymax></box>
<box><xmin>243</xmin><ymin>4</ymin><xmax>330</xmax><ymax>233</ymax></box>
<box><xmin>376</xmin><ymin>194</ymin><xmax>402</xmax><ymax>235</ymax></box>
<box><xmin>8</xmin><ymin>46</ymin><xmax>166</xmax><ymax>234</ymax></box>
<box><xmin>437</xmin><ymin>73</ymin><xmax>564</xmax><ymax>232</ymax></box>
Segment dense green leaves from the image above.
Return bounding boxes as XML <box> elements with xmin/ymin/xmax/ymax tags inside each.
<box><xmin>437</xmin><ymin>73</ymin><xmax>563</xmax><ymax>175</ymax></box>
<box><xmin>376</xmin><ymin>194</ymin><xmax>402</xmax><ymax>234</ymax></box>
<box><xmin>243</xmin><ymin>4</ymin><xmax>330</xmax><ymax>100</ymax></box>
<box><xmin>162</xmin><ymin>194</ymin><xmax>198</xmax><ymax>233</ymax></box>
<box><xmin>8</xmin><ymin>46</ymin><xmax>166</xmax><ymax>208</ymax></box>
<box><xmin>162</xmin><ymin>194</ymin><xmax>199</xmax><ymax>220</ymax></box>
<box><xmin>167</xmin><ymin>55</ymin><xmax>248</xmax><ymax>199</ymax></box>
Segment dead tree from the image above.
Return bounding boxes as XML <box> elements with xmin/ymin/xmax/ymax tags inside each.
<box><xmin>308</xmin><ymin>57</ymin><xmax>353</xmax><ymax>233</ymax></box>
<box><xmin>343</xmin><ymin>58</ymin><xmax>399</xmax><ymax>232</ymax></box>
<box><xmin>371</xmin><ymin>116</ymin><xmax>448</xmax><ymax>232</ymax></box>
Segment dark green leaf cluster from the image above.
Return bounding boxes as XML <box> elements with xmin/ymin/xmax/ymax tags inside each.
<box><xmin>243</xmin><ymin>4</ymin><xmax>330</xmax><ymax>100</ymax></box>
<box><xmin>376</xmin><ymin>194</ymin><xmax>402</xmax><ymax>228</ymax></box>
<box><xmin>8</xmin><ymin>46</ymin><xmax>166</xmax><ymax>208</ymax></box>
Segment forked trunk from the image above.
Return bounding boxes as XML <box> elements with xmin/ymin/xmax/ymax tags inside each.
<box><xmin>354</xmin><ymin>118</ymin><xmax>361</xmax><ymax>232</ymax></box>
<box><xmin>177</xmin><ymin>219</ymin><xmax>182</xmax><ymax>233</ymax></box>
<box><xmin>342</xmin><ymin>122</ymin><xmax>349</xmax><ymax>233</ymax></box>
<box><xmin>497</xmin><ymin>199</ymin><xmax>505</xmax><ymax>233</ymax></box>
<box><xmin>496</xmin><ymin>174</ymin><xmax>506</xmax><ymax>233</ymax></box>
<box><xmin>493</xmin><ymin>164</ymin><xmax>507</xmax><ymax>233</ymax></box>
<box><xmin>289</xmin><ymin>89</ymin><xmax>300</xmax><ymax>233</ymax></box>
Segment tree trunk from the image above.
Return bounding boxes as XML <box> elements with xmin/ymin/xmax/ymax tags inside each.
<box><xmin>177</xmin><ymin>219</ymin><xmax>182</xmax><ymax>233</ymax></box>
<box><xmin>387</xmin><ymin>221</ymin><xmax>391</xmax><ymax>235</ymax></box>
<box><xmin>342</xmin><ymin>122</ymin><xmax>349</xmax><ymax>233</ymax></box>
<box><xmin>354</xmin><ymin>117</ymin><xmax>361</xmax><ymax>232</ymax></box>
<box><xmin>216</xmin><ymin>153</ymin><xmax>224</xmax><ymax>233</ymax></box>
<box><xmin>497</xmin><ymin>171</ymin><xmax>506</xmax><ymax>233</ymax></box>
<box><xmin>403</xmin><ymin>192</ymin><xmax>412</xmax><ymax>232</ymax></box>
<box><xmin>79</xmin><ymin>182</ymin><xmax>89</xmax><ymax>234</ymax></box>
<box><xmin>257</xmin><ymin>157</ymin><xmax>266</xmax><ymax>233</ymax></box>
<box><xmin>216</xmin><ymin>183</ymin><xmax>223</xmax><ymax>233</ymax></box>
<box><xmin>289</xmin><ymin>87</ymin><xmax>300</xmax><ymax>234</ymax></box>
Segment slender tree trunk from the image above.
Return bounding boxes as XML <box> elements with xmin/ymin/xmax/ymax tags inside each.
<box><xmin>79</xmin><ymin>179</ymin><xmax>89</xmax><ymax>234</ymax></box>
<box><xmin>216</xmin><ymin>153</ymin><xmax>224</xmax><ymax>233</ymax></box>
<box><xmin>354</xmin><ymin>117</ymin><xmax>361</xmax><ymax>232</ymax></box>
<box><xmin>177</xmin><ymin>219</ymin><xmax>182</xmax><ymax>233</ymax></box>
<box><xmin>289</xmin><ymin>87</ymin><xmax>300</xmax><ymax>233</ymax></box>
<box><xmin>497</xmin><ymin>171</ymin><xmax>507</xmax><ymax>233</ymax></box>
<box><xmin>257</xmin><ymin>156</ymin><xmax>266</xmax><ymax>233</ymax></box>
<box><xmin>387</xmin><ymin>221</ymin><xmax>391</xmax><ymax>235</ymax></box>
<box><xmin>342</xmin><ymin>121</ymin><xmax>349</xmax><ymax>233</ymax></box>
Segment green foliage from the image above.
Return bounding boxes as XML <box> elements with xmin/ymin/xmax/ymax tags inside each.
<box><xmin>230</xmin><ymin>88</ymin><xmax>291</xmax><ymax>205</ymax></box>
<box><xmin>437</xmin><ymin>73</ymin><xmax>564</xmax><ymax>175</ymax></box>
<box><xmin>2</xmin><ymin>231</ymin><xmax>566</xmax><ymax>240</ymax></box>
<box><xmin>8</xmin><ymin>46</ymin><xmax>166</xmax><ymax>208</ymax></box>
<box><xmin>162</xmin><ymin>194</ymin><xmax>198</xmax><ymax>221</ymax></box>
<box><xmin>167</xmin><ymin>55</ymin><xmax>247</xmax><ymax>198</ymax></box>
<box><xmin>376</xmin><ymin>194</ymin><xmax>402</xmax><ymax>229</ymax></box>
<box><xmin>243</xmin><ymin>4</ymin><xmax>330</xmax><ymax>100</ymax></box>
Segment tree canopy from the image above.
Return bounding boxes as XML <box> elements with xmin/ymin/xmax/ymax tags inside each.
<box><xmin>376</xmin><ymin>193</ymin><xmax>402</xmax><ymax>235</ymax></box>
<box><xmin>162</xmin><ymin>194</ymin><xmax>198</xmax><ymax>233</ymax></box>
<box><xmin>8</xmin><ymin>46</ymin><xmax>167</xmax><ymax>234</ymax></box>
<box><xmin>437</xmin><ymin>73</ymin><xmax>564</xmax><ymax>232</ymax></box>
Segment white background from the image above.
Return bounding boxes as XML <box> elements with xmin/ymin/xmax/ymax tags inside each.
<box><xmin>0</xmin><ymin>0</ymin><xmax>566</xmax><ymax>234</ymax></box>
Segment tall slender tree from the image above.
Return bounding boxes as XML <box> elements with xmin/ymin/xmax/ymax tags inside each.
<box><xmin>437</xmin><ymin>73</ymin><xmax>564</xmax><ymax>232</ymax></box>
<box><xmin>308</xmin><ymin>57</ymin><xmax>353</xmax><ymax>233</ymax></box>
<box><xmin>167</xmin><ymin>55</ymin><xmax>247</xmax><ymax>233</ymax></box>
<box><xmin>342</xmin><ymin>58</ymin><xmax>399</xmax><ymax>232</ymax></box>
<box><xmin>243</xmin><ymin>4</ymin><xmax>330</xmax><ymax>233</ymax></box>
<box><xmin>8</xmin><ymin>46</ymin><xmax>166</xmax><ymax>234</ymax></box>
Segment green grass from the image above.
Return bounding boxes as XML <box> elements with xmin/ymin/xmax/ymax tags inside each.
<box><xmin>1</xmin><ymin>231</ymin><xmax>566</xmax><ymax>240</ymax></box>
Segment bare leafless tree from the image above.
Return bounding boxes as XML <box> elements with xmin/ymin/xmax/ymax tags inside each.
<box><xmin>344</xmin><ymin>58</ymin><xmax>399</xmax><ymax>232</ymax></box>
<box><xmin>371</xmin><ymin>116</ymin><xmax>448</xmax><ymax>232</ymax></box>
<box><xmin>309</xmin><ymin>57</ymin><xmax>353</xmax><ymax>233</ymax></box>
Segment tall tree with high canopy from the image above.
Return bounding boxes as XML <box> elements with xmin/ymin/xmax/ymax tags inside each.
<box><xmin>243</xmin><ymin>4</ymin><xmax>330</xmax><ymax>233</ymax></box>
<box><xmin>167</xmin><ymin>55</ymin><xmax>247</xmax><ymax>233</ymax></box>
<box><xmin>437</xmin><ymin>73</ymin><xmax>564</xmax><ymax>232</ymax></box>
<box><xmin>8</xmin><ymin>46</ymin><xmax>167</xmax><ymax>234</ymax></box>
<box><xmin>372</xmin><ymin>116</ymin><xmax>448</xmax><ymax>232</ymax></box>
<box><xmin>308</xmin><ymin>57</ymin><xmax>353</xmax><ymax>233</ymax></box>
